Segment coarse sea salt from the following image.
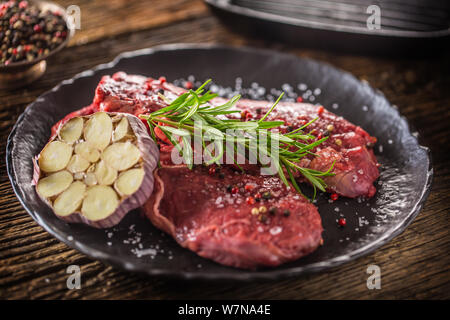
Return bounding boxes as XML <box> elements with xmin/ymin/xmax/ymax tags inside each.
<box><xmin>298</xmin><ymin>83</ymin><xmax>307</xmax><ymax>91</ymax></box>
<box><xmin>358</xmin><ymin>216</ymin><xmax>370</xmax><ymax>227</ymax></box>
<box><xmin>270</xmin><ymin>226</ymin><xmax>282</xmax><ymax>235</ymax></box>
<box><xmin>133</xmin><ymin>248</ymin><xmax>157</xmax><ymax>258</ymax></box>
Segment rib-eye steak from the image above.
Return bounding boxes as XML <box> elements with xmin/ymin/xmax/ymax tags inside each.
<box><xmin>50</xmin><ymin>72</ymin><xmax>380</xmax><ymax>269</ymax></box>
<box><xmin>144</xmin><ymin>165</ymin><xmax>323</xmax><ymax>269</ymax></box>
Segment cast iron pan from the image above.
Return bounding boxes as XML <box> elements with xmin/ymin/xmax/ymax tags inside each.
<box><xmin>6</xmin><ymin>44</ymin><xmax>432</xmax><ymax>280</ymax></box>
<box><xmin>205</xmin><ymin>0</ymin><xmax>450</xmax><ymax>55</ymax></box>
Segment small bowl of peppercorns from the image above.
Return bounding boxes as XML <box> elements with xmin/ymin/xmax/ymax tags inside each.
<box><xmin>0</xmin><ymin>0</ymin><xmax>74</xmax><ymax>89</ymax></box>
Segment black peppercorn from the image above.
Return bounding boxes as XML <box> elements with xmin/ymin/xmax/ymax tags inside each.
<box><xmin>283</xmin><ymin>209</ymin><xmax>291</xmax><ymax>217</ymax></box>
<box><xmin>262</xmin><ymin>191</ymin><xmax>272</xmax><ymax>200</ymax></box>
<box><xmin>258</xmin><ymin>214</ymin><xmax>268</xmax><ymax>223</ymax></box>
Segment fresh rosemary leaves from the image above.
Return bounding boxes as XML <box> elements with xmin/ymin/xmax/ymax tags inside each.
<box><xmin>140</xmin><ymin>79</ymin><xmax>335</xmax><ymax>200</ymax></box>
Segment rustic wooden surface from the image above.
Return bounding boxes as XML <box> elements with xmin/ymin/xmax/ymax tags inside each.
<box><xmin>0</xmin><ymin>0</ymin><xmax>449</xmax><ymax>300</ymax></box>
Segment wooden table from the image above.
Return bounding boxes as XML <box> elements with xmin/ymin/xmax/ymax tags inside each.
<box><xmin>1</xmin><ymin>0</ymin><xmax>449</xmax><ymax>299</ymax></box>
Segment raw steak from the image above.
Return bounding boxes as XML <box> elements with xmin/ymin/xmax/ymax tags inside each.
<box><xmin>144</xmin><ymin>165</ymin><xmax>323</xmax><ymax>269</ymax></box>
<box><xmin>227</xmin><ymin>99</ymin><xmax>380</xmax><ymax>198</ymax></box>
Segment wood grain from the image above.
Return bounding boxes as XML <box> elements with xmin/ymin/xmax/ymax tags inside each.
<box><xmin>0</xmin><ymin>0</ymin><xmax>449</xmax><ymax>300</ymax></box>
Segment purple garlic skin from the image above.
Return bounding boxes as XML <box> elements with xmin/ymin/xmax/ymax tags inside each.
<box><xmin>33</xmin><ymin>112</ymin><xmax>159</xmax><ymax>229</ymax></box>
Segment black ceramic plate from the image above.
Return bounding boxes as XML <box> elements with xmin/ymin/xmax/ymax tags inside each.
<box><xmin>6</xmin><ymin>44</ymin><xmax>432</xmax><ymax>280</ymax></box>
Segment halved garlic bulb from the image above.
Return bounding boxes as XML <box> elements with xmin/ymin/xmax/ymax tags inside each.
<box><xmin>33</xmin><ymin>112</ymin><xmax>159</xmax><ymax>228</ymax></box>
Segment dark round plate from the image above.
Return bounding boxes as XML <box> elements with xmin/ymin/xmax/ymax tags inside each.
<box><xmin>6</xmin><ymin>44</ymin><xmax>432</xmax><ymax>280</ymax></box>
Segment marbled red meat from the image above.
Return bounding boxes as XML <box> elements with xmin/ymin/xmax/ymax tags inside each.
<box><xmin>144</xmin><ymin>165</ymin><xmax>323</xmax><ymax>269</ymax></box>
<box><xmin>225</xmin><ymin>99</ymin><xmax>380</xmax><ymax>198</ymax></box>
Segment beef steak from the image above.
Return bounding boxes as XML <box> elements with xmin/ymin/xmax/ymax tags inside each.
<box><xmin>144</xmin><ymin>165</ymin><xmax>323</xmax><ymax>269</ymax></box>
<box><xmin>226</xmin><ymin>99</ymin><xmax>380</xmax><ymax>198</ymax></box>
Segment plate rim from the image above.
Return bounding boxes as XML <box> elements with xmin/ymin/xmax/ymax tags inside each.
<box><xmin>6</xmin><ymin>43</ymin><xmax>434</xmax><ymax>281</ymax></box>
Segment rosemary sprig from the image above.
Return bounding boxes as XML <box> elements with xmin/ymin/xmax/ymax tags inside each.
<box><xmin>140</xmin><ymin>80</ymin><xmax>335</xmax><ymax>201</ymax></box>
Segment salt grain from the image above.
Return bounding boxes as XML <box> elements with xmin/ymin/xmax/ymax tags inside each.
<box><xmin>282</xmin><ymin>83</ymin><xmax>293</xmax><ymax>92</ymax></box>
<box><xmin>298</xmin><ymin>83</ymin><xmax>307</xmax><ymax>91</ymax></box>
<box><xmin>358</xmin><ymin>216</ymin><xmax>369</xmax><ymax>227</ymax></box>
<box><xmin>270</xmin><ymin>226</ymin><xmax>282</xmax><ymax>235</ymax></box>
<box><xmin>133</xmin><ymin>248</ymin><xmax>157</xmax><ymax>258</ymax></box>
